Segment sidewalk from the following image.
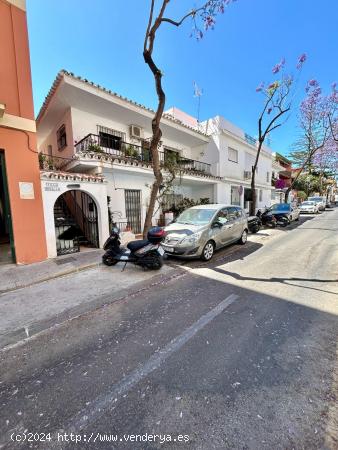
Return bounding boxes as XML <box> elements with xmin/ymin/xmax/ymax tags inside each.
<box><xmin>0</xmin><ymin>249</ymin><xmax>103</xmax><ymax>294</ymax></box>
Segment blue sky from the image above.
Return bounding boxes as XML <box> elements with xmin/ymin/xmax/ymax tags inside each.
<box><xmin>27</xmin><ymin>0</ymin><xmax>338</xmax><ymax>156</ymax></box>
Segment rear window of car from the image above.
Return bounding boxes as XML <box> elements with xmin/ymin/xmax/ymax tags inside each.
<box><xmin>270</xmin><ymin>203</ymin><xmax>290</xmax><ymax>212</ymax></box>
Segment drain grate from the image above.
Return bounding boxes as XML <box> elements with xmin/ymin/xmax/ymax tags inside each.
<box><xmin>54</xmin><ymin>256</ymin><xmax>76</xmax><ymax>265</ymax></box>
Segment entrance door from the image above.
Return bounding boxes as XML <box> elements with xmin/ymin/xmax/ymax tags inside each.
<box><xmin>54</xmin><ymin>190</ymin><xmax>99</xmax><ymax>256</ymax></box>
<box><xmin>125</xmin><ymin>189</ymin><xmax>142</xmax><ymax>234</ymax></box>
<box><xmin>0</xmin><ymin>151</ymin><xmax>15</xmax><ymax>263</ymax></box>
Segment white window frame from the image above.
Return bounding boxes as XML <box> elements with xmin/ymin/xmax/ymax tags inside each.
<box><xmin>228</xmin><ymin>147</ymin><xmax>238</xmax><ymax>163</ymax></box>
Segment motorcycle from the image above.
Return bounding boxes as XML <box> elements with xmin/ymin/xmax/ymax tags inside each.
<box><xmin>256</xmin><ymin>208</ymin><xmax>277</xmax><ymax>228</ymax></box>
<box><xmin>102</xmin><ymin>225</ymin><xmax>166</xmax><ymax>270</ymax></box>
<box><xmin>257</xmin><ymin>208</ymin><xmax>289</xmax><ymax>228</ymax></box>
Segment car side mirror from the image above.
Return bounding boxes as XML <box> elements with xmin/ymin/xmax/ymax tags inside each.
<box><xmin>212</xmin><ymin>221</ymin><xmax>222</xmax><ymax>228</ymax></box>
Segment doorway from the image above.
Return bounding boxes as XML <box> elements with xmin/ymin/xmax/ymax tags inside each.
<box><xmin>0</xmin><ymin>151</ymin><xmax>15</xmax><ymax>264</ymax></box>
<box><xmin>125</xmin><ymin>189</ymin><xmax>142</xmax><ymax>234</ymax></box>
<box><xmin>54</xmin><ymin>190</ymin><xmax>99</xmax><ymax>256</ymax></box>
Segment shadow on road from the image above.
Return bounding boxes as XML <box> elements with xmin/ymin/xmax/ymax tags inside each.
<box><xmin>212</xmin><ymin>267</ymin><xmax>338</xmax><ymax>296</ymax></box>
<box><xmin>166</xmin><ymin>241</ymin><xmax>264</xmax><ymax>270</ymax></box>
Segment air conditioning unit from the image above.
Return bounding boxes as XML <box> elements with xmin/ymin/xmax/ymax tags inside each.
<box><xmin>129</xmin><ymin>125</ymin><xmax>143</xmax><ymax>140</ymax></box>
<box><xmin>244</xmin><ymin>170</ymin><xmax>252</xmax><ymax>180</ymax></box>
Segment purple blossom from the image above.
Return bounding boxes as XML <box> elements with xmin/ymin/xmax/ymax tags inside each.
<box><xmin>256</xmin><ymin>82</ymin><xmax>264</xmax><ymax>92</ymax></box>
<box><xmin>297</xmin><ymin>53</ymin><xmax>307</xmax><ymax>69</ymax></box>
<box><xmin>272</xmin><ymin>58</ymin><xmax>286</xmax><ymax>74</ymax></box>
<box><xmin>308</xmin><ymin>79</ymin><xmax>318</xmax><ymax>87</ymax></box>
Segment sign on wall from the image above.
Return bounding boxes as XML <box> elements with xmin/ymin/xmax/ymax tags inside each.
<box><xmin>44</xmin><ymin>182</ymin><xmax>61</xmax><ymax>192</ymax></box>
<box><xmin>19</xmin><ymin>182</ymin><xmax>35</xmax><ymax>199</ymax></box>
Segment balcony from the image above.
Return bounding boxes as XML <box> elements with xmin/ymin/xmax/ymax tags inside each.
<box><xmin>74</xmin><ymin>134</ymin><xmax>211</xmax><ymax>175</ymax></box>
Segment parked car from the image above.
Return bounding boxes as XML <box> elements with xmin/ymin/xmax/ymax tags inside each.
<box><xmin>263</xmin><ymin>203</ymin><xmax>300</xmax><ymax>224</ymax></box>
<box><xmin>307</xmin><ymin>196</ymin><xmax>325</xmax><ymax>211</ymax></box>
<box><xmin>299</xmin><ymin>201</ymin><xmax>320</xmax><ymax>214</ymax></box>
<box><xmin>162</xmin><ymin>204</ymin><xmax>248</xmax><ymax>261</ymax></box>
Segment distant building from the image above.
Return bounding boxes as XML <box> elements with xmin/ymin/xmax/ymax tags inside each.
<box><xmin>167</xmin><ymin>108</ymin><xmax>274</xmax><ymax>213</ymax></box>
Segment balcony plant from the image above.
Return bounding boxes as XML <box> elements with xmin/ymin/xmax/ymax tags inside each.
<box><xmin>87</xmin><ymin>142</ymin><xmax>103</xmax><ymax>153</ymax></box>
<box><xmin>124</xmin><ymin>145</ymin><xmax>140</xmax><ymax>159</ymax></box>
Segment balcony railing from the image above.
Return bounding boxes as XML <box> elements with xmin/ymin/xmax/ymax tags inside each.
<box><xmin>75</xmin><ymin>134</ymin><xmax>211</xmax><ymax>175</ymax></box>
<box><xmin>39</xmin><ymin>153</ymin><xmax>71</xmax><ymax>171</ymax></box>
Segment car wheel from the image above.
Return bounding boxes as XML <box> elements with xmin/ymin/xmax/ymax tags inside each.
<box><xmin>201</xmin><ymin>241</ymin><xmax>214</xmax><ymax>261</ymax></box>
<box><xmin>238</xmin><ymin>230</ymin><xmax>248</xmax><ymax>245</ymax></box>
<box><xmin>295</xmin><ymin>215</ymin><xmax>299</xmax><ymax>221</ymax></box>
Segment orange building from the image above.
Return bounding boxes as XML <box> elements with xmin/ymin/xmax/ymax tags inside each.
<box><xmin>0</xmin><ymin>0</ymin><xmax>47</xmax><ymax>264</ymax></box>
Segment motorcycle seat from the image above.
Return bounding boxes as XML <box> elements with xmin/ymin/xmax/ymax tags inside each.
<box><xmin>127</xmin><ymin>239</ymin><xmax>149</xmax><ymax>252</ymax></box>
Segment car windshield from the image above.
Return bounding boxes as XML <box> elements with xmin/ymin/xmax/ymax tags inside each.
<box><xmin>301</xmin><ymin>201</ymin><xmax>314</xmax><ymax>206</ymax></box>
<box><xmin>176</xmin><ymin>208</ymin><xmax>216</xmax><ymax>225</ymax></box>
<box><xmin>269</xmin><ymin>204</ymin><xmax>290</xmax><ymax>212</ymax></box>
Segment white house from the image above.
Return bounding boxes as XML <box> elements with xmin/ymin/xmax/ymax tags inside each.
<box><xmin>37</xmin><ymin>71</ymin><xmax>220</xmax><ymax>257</ymax></box>
<box><xmin>166</xmin><ymin>109</ymin><xmax>274</xmax><ymax>212</ymax></box>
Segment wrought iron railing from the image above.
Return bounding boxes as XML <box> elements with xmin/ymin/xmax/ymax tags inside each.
<box><xmin>39</xmin><ymin>153</ymin><xmax>72</xmax><ymax>171</ymax></box>
<box><xmin>75</xmin><ymin>134</ymin><xmax>211</xmax><ymax>175</ymax></box>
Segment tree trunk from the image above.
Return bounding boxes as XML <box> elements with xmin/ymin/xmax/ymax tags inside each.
<box><xmin>284</xmin><ymin>187</ymin><xmax>291</xmax><ymax>203</ymax></box>
<box><xmin>250</xmin><ymin>170</ymin><xmax>256</xmax><ymax>216</ymax></box>
<box><xmin>143</xmin><ymin>49</ymin><xmax>165</xmax><ymax>238</ymax></box>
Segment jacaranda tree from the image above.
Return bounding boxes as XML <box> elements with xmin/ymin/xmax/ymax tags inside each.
<box><xmin>142</xmin><ymin>0</ymin><xmax>235</xmax><ymax>236</ymax></box>
<box><xmin>250</xmin><ymin>54</ymin><xmax>306</xmax><ymax>214</ymax></box>
<box><xmin>286</xmin><ymin>80</ymin><xmax>338</xmax><ymax>202</ymax></box>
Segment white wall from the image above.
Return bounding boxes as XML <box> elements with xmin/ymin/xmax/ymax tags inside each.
<box><xmin>39</xmin><ymin>108</ymin><xmax>74</xmax><ymax>159</ymax></box>
<box><xmin>70</xmin><ymin>108</ymin><xmax>208</xmax><ymax>164</ymax></box>
<box><xmin>104</xmin><ymin>169</ymin><xmax>217</xmax><ymax>227</ymax></box>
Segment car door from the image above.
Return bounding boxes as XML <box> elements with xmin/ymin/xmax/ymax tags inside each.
<box><xmin>228</xmin><ymin>206</ymin><xmax>243</xmax><ymax>240</ymax></box>
<box><xmin>212</xmin><ymin>207</ymin><xmax>233</xmax><ymax>246</ymax></box>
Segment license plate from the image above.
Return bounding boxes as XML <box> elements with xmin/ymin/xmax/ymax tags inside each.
<box><xmin>162</xmin><ymin>245</ymin><xmax>174</xmax><ymax>253</ymax></box>
<box><xmin>158</xmin><ymin>246</ymin><xmax>165</xmax><ymax>256</ymax></box>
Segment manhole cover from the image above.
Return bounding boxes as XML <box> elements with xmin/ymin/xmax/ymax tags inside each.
<box><xmin>54</xmin><ymin>256</ymin><xmax>76</xmax><ymax>265</ymax></box>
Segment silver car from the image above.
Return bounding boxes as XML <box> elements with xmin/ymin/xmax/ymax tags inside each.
<box><xmin>162</xmin><ymin>204</ymin><xmax>248</xmax><ymax>261</ymax></box>
<box><xmin>299</xmin><ymin>201</ymin><xmax>320</xmax><ymax>214</ymax></box>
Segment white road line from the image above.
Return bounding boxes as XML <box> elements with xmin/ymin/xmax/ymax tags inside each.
<box><xmin>44</xmin><ymin>293</ymin><xmax>238</xmax><ymax>448</ymax></box>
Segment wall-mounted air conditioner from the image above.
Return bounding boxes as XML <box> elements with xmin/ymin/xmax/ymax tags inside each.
<box><xmin>129</xmin><ymin>125</ymin><xmax>144</xmax><ymax>140</ymax></box>
<box><xmin>244</xmin><ymin>170</ymin><xmax>252</xmax><ymax>180</ymax></box>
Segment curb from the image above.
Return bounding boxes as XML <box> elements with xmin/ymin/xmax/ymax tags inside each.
<box><xmin>0</xmin><ymin>266</ymin><xmax>184</xmax><ymax>353</ymax></box>
<box><xmin>0</xmin><ymin>261</ymin><xmax>101</xmax><ymax>295</ymax></box>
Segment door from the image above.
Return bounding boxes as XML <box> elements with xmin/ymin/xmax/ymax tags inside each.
<box><xmin>125</xmin><ymin>190</ymin><xmax>142</xmax><ymax>234</ymax></box>
<box><xmin>228</xmin><ymin>206</ymin><xmax>243</xmax><ymax>240</ymax></box>
<box><xmin>213</xmin><ymin>207</ymin><xmax>234</xmax><ymax>245</ymax></box>
<box><xmin>0</xmin><ymin>151</ymin><xmax>15</xmax><ymax>263</ymax></box>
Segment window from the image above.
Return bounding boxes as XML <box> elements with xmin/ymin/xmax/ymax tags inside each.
<box><xmin>47</xmin><ymin>145</ymin><xmax>52</xmax><ymax>157</ymax></box>
<box><xmin>164</xmin><ymin>148</ymin><xmax>180</xmax><ymax>163</ymax></box>
<box><xmin>266</xmin><ymin>171</ymin><xmax>270</xmax><ymax>182</ymax></box>
<box><xmin>231</xmin><ymin>186</ymin><xmax>241</xmax><ymax>206</ymax></box>
<box><xmin>259</xmin><ymin>189</ymin><xmax>263</xmax><ymax>202</ymax></box>
<box><xmin>56</xmin><ymin>125</ymin><xmax>67</xmax><ymax>150</ymax></box>
<box><xmin>228</xmin><ymin>147</ymin><xmax>238</xmax><ymax>163</ymax></box>
<box><xmin>97</xmin><ymin>125</ymin><xmax>126</xmax><ymax>151</ymax></box>
<box><xmin>215</xmin><ymin>208</ymin><xmax>228</xmax><ymax>225</ymax></box>
<box><xmin>227</xmin><ymin>206</ymin><xmax>240</xmax><ymax>221</ymax></box>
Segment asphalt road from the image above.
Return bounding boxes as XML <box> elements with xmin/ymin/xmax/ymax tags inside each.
<box><xmin>1</xmin><ymin>209</ymin><xmax>338</xmax><ymax>450</ymax></box>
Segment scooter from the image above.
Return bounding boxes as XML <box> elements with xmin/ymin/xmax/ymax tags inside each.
<box><xmin>102</xmin><ymin>225</ymin><xmax>166</xmax><ymax>270</ymax></box>
<box><xmin>247</xmin><ymin>215</ymin><xmax>262</xmax><ymax>233</ymax></box>
<box><xmin>256</xmin><ymin>208</ymin><xmax>277</xmax><ymax>228</ymax></box>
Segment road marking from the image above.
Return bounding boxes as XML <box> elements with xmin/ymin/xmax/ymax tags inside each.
<box><xmin>45</xmin><ymin>294</ymin><xmax>238</xmax><ymax>447</ymax></box>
